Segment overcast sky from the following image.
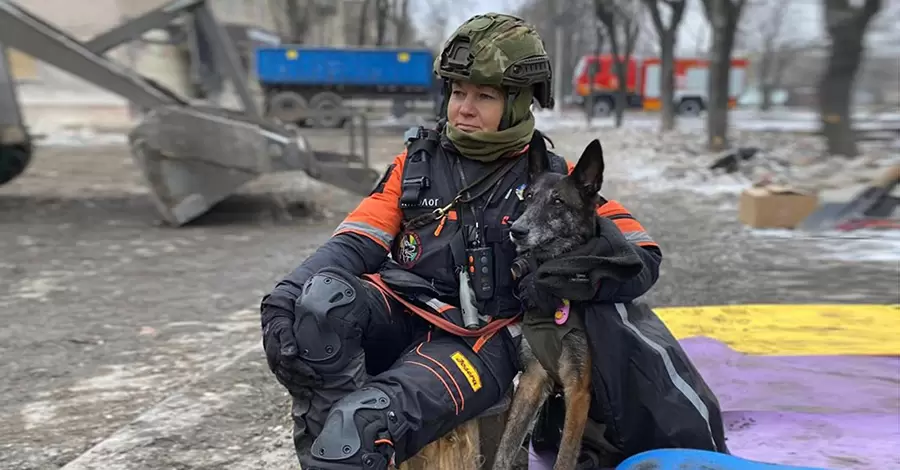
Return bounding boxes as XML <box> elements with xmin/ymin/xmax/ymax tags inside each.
<box><xmin>410</xmin><ymin>0</ymin><xmax>897</xmax><ymax>54</ymax></box>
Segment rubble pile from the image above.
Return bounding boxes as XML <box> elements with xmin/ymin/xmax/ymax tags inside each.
<box><xmin>595</xmin><ymin>127</ymin><xmax>900</xmax><ymax>193</ymax></box>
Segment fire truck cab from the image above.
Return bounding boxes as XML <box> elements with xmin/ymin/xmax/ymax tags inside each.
<box><xmin>572</xmin><ymin>54</ymin><xmax>749</xmax><ymax>117</ymax></box>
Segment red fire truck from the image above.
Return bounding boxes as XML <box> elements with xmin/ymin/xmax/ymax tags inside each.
<box><xmin>571</xmin><ymin>54</ymin><xmax>750</xmax><ymax>116</ymax></box>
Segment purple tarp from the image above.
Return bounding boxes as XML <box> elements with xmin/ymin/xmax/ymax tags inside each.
<box><xmin>688</xmin><ymin>337</ymin><xmax>900</xmax><ymax>469</ymax></box>
<box><xmin>528</xmin><ymin>337</ymin><xmax>900</xmax><ymax>470</ymax></box>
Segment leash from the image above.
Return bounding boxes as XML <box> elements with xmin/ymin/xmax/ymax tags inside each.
<box><xmin>362</xmin><ymin>273</ymin><xmax>521</xmax><ymax>338</ymax></box>
<box><xmin>403</xmin><ymin>155</ymin><xmax>522</xmax><ymax>231</ymax></box>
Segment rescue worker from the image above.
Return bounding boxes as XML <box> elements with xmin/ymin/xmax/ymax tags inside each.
<box><xmin>260</xmin><ymin>13</ymin><xmax>675</xmax><ymax>470</ymax></box>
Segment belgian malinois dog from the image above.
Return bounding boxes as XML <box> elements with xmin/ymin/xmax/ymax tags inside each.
<box><xmin>492</xmin><ymin>139</ymin><xmax>607</xmax><ymax>470</ymax></box>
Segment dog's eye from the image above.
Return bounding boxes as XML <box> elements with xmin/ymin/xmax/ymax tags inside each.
<box><xmin>553</xmin><ymin>197</ymin><xmax>563</xmax><ymax>205</ymax></box>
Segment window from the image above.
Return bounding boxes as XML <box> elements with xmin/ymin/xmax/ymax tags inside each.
<box><xmin>573</xmin><ymin>56</ymin><xmax>588</xmax><ymax>85</ymax></box>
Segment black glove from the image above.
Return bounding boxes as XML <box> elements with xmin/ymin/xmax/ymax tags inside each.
<box><xmin>261</xmin><ymin>305</ymin><xmax>321</xmax><ymax>393</ymax></box>
<box><xmin>514</xmin><ymin>267</ymin><xmax>561</xmax><ymax>316</ymax></box>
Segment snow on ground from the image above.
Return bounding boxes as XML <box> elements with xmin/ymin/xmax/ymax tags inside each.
<box><xmin>35</xmin><ymin>128</ymin><xmax>129</xmax><ymax>147</ymax></box>
<box><xmin>535</xmin><ymin>109</ymin><xmax>898</xmax><ymax>190</ymax></box>
<box><xmin>16</xmin><ymin>86</ymin><xmax>128</xmax><ymax>107</ymax></box>
<box><xmin>535</xmin><ymin>109</ymin><xmax>900</xmax><ymax>262</ymax></box>
<box><xmin>749</xmin><ymin>228</ymin><xmax>900</xmax><ymax>263</ymax></box>
<box><xmin>533</xmin><ymin>107</ymin><xmax>900</xmax><ymax>133</ymax></box>
<box><xmin>624</xmin><ymin>163</ymin><xmax>753</xmax><ymax>196</ymax></box>
<box><xmin>23</xmin><ymin>105</ymin><xmax>900</xmax><ymax>260</ymax></box>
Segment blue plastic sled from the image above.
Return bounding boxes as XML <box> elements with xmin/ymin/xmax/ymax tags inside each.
<box><xmin>615</xmin><ymin>449</ymin><xmax>829</xmax><ymax>470</ymax></box>
<box><xmin>528</xmin><ymin>444</ymin><xmax>830</xmax><ymax>470</ymax></box>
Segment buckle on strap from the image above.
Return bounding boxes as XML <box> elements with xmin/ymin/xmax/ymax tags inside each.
<box><xmin>400</xmin><ymin>176</ymin><xmax>429</xmax><ymax>207</ymax></box>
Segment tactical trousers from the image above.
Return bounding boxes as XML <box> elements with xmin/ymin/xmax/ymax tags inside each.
<box><xmin>290</xmin><ymin>267</ymin><xmax>520</xmax><ymax>469</ymax></box>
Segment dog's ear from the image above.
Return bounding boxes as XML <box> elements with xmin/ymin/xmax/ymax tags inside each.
<box><xmin>527</xmin><ymin>131</ymin><xmax>549</xmax><ymax>181</ymax></box>
<box><xmin>570</xmin><ymin>139</ymin><xmax>605</xmax><ymax>197</ymax></box>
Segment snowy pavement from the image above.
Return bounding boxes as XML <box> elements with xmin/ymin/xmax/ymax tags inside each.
<box><xmin>1</xmin><ymin>116</ymin><xmax>898</xmax><ymax>469</ymax></box>
<box><xmin>532</xmin><ymin>108</ymin><xmax>900</xmax><ymax>133</ymax></box>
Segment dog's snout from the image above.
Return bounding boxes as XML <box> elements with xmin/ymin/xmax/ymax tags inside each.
<box><xmin>509</xmin><ymin>225</ymin><xmax>528</xmax><ymax>241</ymax></box>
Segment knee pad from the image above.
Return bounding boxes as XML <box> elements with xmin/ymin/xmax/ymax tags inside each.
<box><xmin>293</xmin><ymin>267</ymin><xmax>369</xmax><ymax>371</ymax></box>
<box><xmin>307</xmin><ymin>386</ymin><xmax>397</xmax><ymax>470</ymax></box>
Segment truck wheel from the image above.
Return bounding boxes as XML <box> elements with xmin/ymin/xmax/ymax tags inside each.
<box><xmin>268</xmin><ymin>91</ymin><xmax>309</xmax><ymax>125</ymax></box>
<box><xmin>309</xmin><ymin>92</ymin><xmax>346</xmax><ymax>129</ymax></box>
<box><xmin>677</xmin><ymin>98</ymin><xmax>703</xmax><ymax>116</ymax></box>
<box><xmin>591</xmin><ymin>97</ymin><xmax>614</xmax><ymax>117</ymax></box>
<box><xmin>0</xmin><ymin>143</ymin><xmax>32</xmax><ymax>186</ymax></box>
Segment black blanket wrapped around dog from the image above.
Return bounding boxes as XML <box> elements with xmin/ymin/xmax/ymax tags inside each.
<box><xmin>525</xmin><ymin>221</ymin><xmax>730</xmax><ymax>465</ymax></box>
<box><xmin>580</xmin><ymin>302</ymin><xmax>729</xmax><ymax>460</ymax></box>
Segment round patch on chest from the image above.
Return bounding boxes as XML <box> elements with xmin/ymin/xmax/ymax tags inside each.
<box><xmin>396</xmin><ymin>231</ymin><xmax>423</xmax><ymax>267</ymax></box>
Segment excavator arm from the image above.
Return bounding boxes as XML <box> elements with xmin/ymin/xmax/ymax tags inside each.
<box><xmin>0</xmin><ymin>44</ymin><xmax>31</xmax><ymax>185</ymax></box>
<box><xmin>0</xmin><ymin>0</ymin><xmax>379</xmax><ymax>225</ymax></box>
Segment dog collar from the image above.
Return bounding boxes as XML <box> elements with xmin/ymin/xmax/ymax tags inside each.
<box><xmin>554</xmin><ymin>298</ymin><xmax>570</xmax><ymax>325</ymax></box>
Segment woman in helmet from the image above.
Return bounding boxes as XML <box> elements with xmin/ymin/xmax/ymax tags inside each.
<box><xmin>257</xmin><ymin>13</ymin><xmax>706</xmax><ymax>470</ymax></box>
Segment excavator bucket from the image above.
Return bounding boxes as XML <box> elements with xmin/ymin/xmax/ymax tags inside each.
<box><xmin>128</xmin><ymin>105</ymin><xmax>304</xmax><ymax>225</ymax></box>
<box><xmin>128</xmin><ymin>105</ymin><xmax>379</xmax><ymax>225</ymax></box>
<box><xmin>0</xmin><ymin>0</ymin><xmax>379</xmax><ymax>225</ymax></box>
<box><xmin>0</xmin><ymin>45</ymin><xmax>32</xmax><ymax>185</ymax></box>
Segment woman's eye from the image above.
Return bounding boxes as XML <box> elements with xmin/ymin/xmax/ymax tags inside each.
<box><xmin>480</xmin><ymin>93</ymin><xmax>495</xmax><ymax>100</ymax></box>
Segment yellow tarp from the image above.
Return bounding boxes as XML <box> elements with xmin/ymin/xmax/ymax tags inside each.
<box><xmin>655</xmin><ymin>304</ymin><xmax>900</xmax><ymax>356</ymax></box>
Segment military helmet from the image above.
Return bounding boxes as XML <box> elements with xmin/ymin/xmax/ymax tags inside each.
<box><xmin>434</xmin><ymin>13</ymin><xmax>554</xmax><ymax>109</ymax></box>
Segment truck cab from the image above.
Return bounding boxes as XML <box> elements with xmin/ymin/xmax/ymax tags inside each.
<box><xmin>571</xmin><ymin>54</ymin><xmax>641</xmax><ymax>116</ymax></box>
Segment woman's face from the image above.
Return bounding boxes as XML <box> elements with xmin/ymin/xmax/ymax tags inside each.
<box><xmin>447</xmin><ymin>80</ymin><xmax>505</xmax><ymax>133</ymax></box>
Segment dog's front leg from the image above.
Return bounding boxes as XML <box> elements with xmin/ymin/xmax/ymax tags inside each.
<box><xmin>492</xmin><ymin>357</ymin><xmax>553</xmax><ymax>470</ymax></box>
<box><xmin>553</xmin><ymin>331</ymin><xmax>593</xmax><ymax>470</ymax></box>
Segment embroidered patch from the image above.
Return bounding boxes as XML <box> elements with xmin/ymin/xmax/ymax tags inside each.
<box><xmin>451</xmin><ymin>351</ymin><xmax>482</xmax><ymax>392</ymax></box>
<box><xmin>515</xmin><ymin>183</ymin><xmax>527</xmax><ymax>200</ymax></box>
<box><xmin>396</xmin><ymin>231</ymin><xmax>422</xmax><ymax>267</ymax></box>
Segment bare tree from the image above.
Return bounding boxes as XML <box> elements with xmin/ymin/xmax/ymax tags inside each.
<box><xmin>391</xmin><ymin>0</ymin><xmax>413</xmax><ymax>46</ymax></box>
<box><xmin>414</xmin><ymin>0</ymin><xmax>473</xmax><ymax>50</ymax></box>
<box><xmin>594</xmin><ymin>0</ymin><xmax>642</xmax><ymax>128</ymax></box>
<box><xmin>701</xmin><ymin>0</ymin><xmax>749</xmax><ymax>151</ymax></box>
<box><xmin>748</xmin><ymin>1</ymin><xmax>790</xmax><ymax>110</ymax></box>
<box><xmin>738</xmin><ymin>1</ymin><xmax>820</xmax><ymax>111</ymax></box>
<box><xmin>858</xmin><ymin>2</ymin><xmax>900</xmax><ymax>108</ymax></box>
<box><xmin>357</xmin><ymin>0</ymin><xmax>371</xmax><ymax>45</ymax></box>
<box><xmin>643</xmin><ymin>0</ymin><xmax>687</xmax><ymax>131</ymax></box>
<box><xmin>819</xmin><ymin>0</ymin><xmax>882</xmax><ymax>158</ymax></box>
<box><xmin>514</xmin><ymin>0</ymin><xmax>598</xmax><ymax>102</ymax></box>
<box><xmin>374</xmin><ymin>0</ymin><xmax>392</xmax><ymax>45</ymax></box>
<box><xmin>271</xmin><ymin>0</ymin><xmax>312</xmax><ymax>43</ymax></box>
<box><xmin>866</xmin><ymin>1</ymin><xmax>900</xmax><ymax>49</ymax></box>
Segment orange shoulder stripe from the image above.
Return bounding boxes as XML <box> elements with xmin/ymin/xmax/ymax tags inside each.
<box><xmin>599</xmin><ymin>200</ymin><xmax>659</xmax><ymax>248</ymax></box>
<box><xmin>332</xmin><ymin>150</ymin><xmax>407</xmax><ymax>251</ymax></box>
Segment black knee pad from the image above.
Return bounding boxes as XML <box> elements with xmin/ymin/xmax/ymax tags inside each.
<box><xmin>307</xmin><ymin>386</ymin><xmax>397</xmax><ymax>470</ymax></box>
<box><xmin>293</xmin><ymin>267</ymin><xmax>369</xmax><ymax>373</ymax></box>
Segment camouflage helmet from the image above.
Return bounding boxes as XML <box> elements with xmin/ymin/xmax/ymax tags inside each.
<box><xmin>434</xmin><ymin>13</ymin><xmax>554</xmax><ymax>109</ymax></box>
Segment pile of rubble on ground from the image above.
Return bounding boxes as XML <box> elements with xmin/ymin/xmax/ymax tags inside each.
<box><xmin>606</xmin><ymin>127</ymin><xmax>900</xmax><ymax>193</ymax></box>
<box><xmin>555</xmin><ymin>126</ymin><xmax>900</xmax><ymax>230</ymax></box>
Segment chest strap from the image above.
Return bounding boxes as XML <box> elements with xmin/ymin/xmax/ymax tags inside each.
<box><xmin>403</xmin><ymin>155</ymin><xmax>522</xmax><ymax>232</ymax></box>
<box><xmin>400</xmin><ymin>126</ymin><xmax>441</xmax><ymax>208</ymax></box>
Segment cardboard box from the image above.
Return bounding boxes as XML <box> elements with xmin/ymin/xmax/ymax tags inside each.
<box><xmin>738</xmin><ymin>185</ymin><xmax>820</xmax><ymax>229</ymax></box>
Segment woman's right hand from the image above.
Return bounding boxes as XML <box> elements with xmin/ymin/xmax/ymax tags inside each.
<box><xmin>261</xmin><ymin>305</ymin><xmax>321</xmax><ymax>393</ymax></box>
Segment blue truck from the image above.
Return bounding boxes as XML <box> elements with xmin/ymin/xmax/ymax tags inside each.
<box><xmin>255</xmin><ymin>46</ymin><xmax>440</xmax><ymax>128</ymax></box>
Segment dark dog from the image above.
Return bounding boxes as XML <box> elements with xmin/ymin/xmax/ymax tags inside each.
<box><xmin>491</xmin><ymin>139</ymin><xmax>606</xmax><ymax>470</ymax></box>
